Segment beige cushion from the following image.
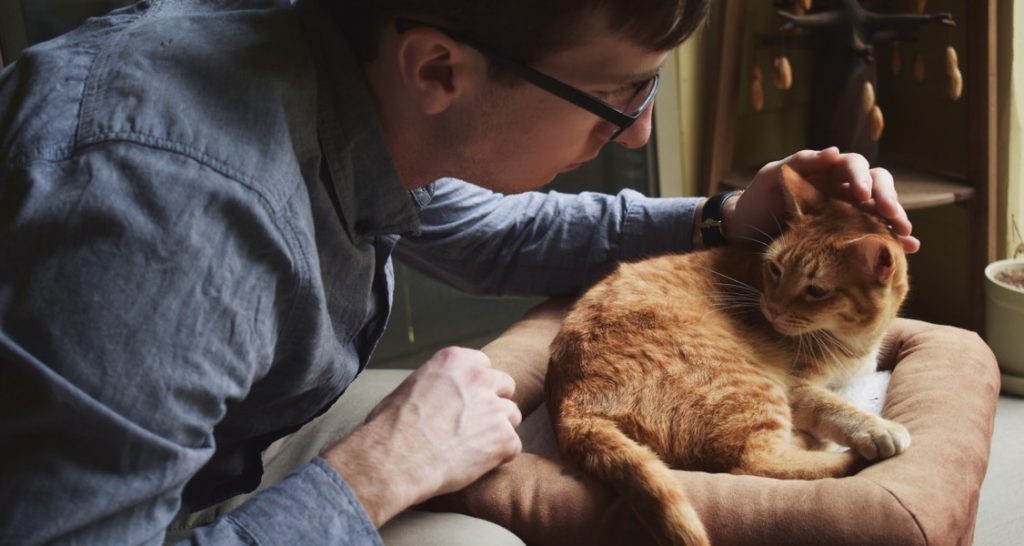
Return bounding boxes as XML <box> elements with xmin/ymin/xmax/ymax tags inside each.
<box><xmin>380</xmin><ymin>511</ymin><xmax>525</xmax><ymax>546</ymax></box>
<box><xmin>425</xmin><ymin>301</ymin><xmax>1001</xmax><ymax>546</ymax></box>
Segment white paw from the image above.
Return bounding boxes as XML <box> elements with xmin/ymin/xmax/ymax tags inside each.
<box><xmin>849</xmin><ymin>418</ymin><xmax>911</xmax><ymax>460</ymax></box>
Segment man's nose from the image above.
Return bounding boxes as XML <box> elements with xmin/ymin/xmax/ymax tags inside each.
<box><xmin>614</xmin><ymin>105</ymin><xmax>655</xmax><ymax>149</ymax></box>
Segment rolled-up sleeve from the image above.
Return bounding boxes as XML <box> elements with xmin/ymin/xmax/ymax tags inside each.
<box><xmin>395</xmin><ymin>177</ymin><xmax>702</xmax><ymax>296</ymax></box>
<box><xmin>185</xmin><ymin>459</ymin><xmax>380</xmax><ymax>545</ymax></box>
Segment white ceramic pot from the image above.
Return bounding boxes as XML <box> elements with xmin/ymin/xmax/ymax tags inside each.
<box><xmin>985</xmin><ymin>258</ymin><xmax>1024</xmax><ymax>396</ymax></box>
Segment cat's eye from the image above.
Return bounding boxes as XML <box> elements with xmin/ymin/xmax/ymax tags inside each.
<box><xmin>767</xmin><ymin>262</ymin><xmax>782</xmax><ymax>278</ymax></box>
<box><xmin>804</xmin><ymin>284</ymin><xmax>829</xmax><ymax>299</ymax></box>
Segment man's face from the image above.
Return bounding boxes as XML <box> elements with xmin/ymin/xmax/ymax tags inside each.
<box><xmin>449</xmin><ymin>28</ymin><xmax>670</xmax><ymax>194</ymax></box>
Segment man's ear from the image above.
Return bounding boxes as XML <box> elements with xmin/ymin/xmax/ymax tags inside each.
<box><xmin>779</xmin><ymin>163</ymin><xmax>826</xmax><ymax>218</ymax></box>
<box><xmin>395</xmin><ymin>29</ymin><xmax>477</xmax><ymax>115</ymax></box>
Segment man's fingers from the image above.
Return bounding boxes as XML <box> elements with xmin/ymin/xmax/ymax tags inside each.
<box><xmin>835</xmin><ymin>153</ymin><xmax>874</xmax><ymax>200</ymax></box>
<box><xmin>784</xmin><ymin>148</ymin><xmax>876</xmax><ymax>201</ymax></box>
<box><xmin>855</xmin><ymin>168</ymin><xmax>913</xmax><ymax>240</ymax></box>
<box><xmin>898</xmin><ymin>234</ymin><xmax>922</xmax><ymax>254</ymax></box>
<box><xmin>490</xmin><ymin>369</ymin><xmax>516</xmax><ymax>400</ymax></box>
<box><xmin>786</xmin><ymin>146</ymin><xmax>838</xmax><ymax>167</ymax></box>
<box><xmin>866</xmin><ymin>168</ymin><xmax>901</xmax><ymax>217</ymax></box>
<box><xmin>868</xmin><ymin>168</ymin><xmax>915</xmax><ymax>238</ymax></box>
<box><xmin>501</xmin><ymin>433</ymin><xmax>523</xmax><ymax>465</ymax></box>
<box><xmin>504</xmin><ymin>398</ymin><xmax>523</xmax><ymax>428</ymax></box>
<box><xmin>780</xmin><ymin>147</ymin><xmax>839</xmax><ymax>177</ymax></box>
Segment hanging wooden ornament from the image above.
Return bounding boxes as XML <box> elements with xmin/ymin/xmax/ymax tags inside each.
<box><xmin>869</xmin><ymin>105</ymin><xmax>885</xmax><ymax>141</ymax></box>
<box><xmin>945</xmin><ymin>46</ymin><xmax>962</xmax><ymax>100</ymax></box>
<box><xmin>913</xmin><ymin>52</ymin><xmax>926</xmax><ymax>82</ymax></box>
<box><xmin>945</xmin><ymin>46</ymin><xmax>959</xmax><ymax>76</ymax></box>
<box><xmin>891</xmin><ymin>42</ymin><xmax>902</xmax><ymax>75</ymax></box>
<box><xmin>772</xmin><ymin>56</ymin><xmax>793</xmax><ymax>90</ymax></box>
<box><xmin>861</xmin><ymin>81</ymin><xmax>876</xmax><ymax>113</ymax></box>
<box><xmin>913</xmin><ymin>0</ymin><xmax>927</xmax><ymax>14</ymax></box>
<box><xmin>751</xmin><ymin>66</ymin><xmax>765</xmax><ymax>112</ymax></box>
<box><xmin>751</xmin><ymin>65</ymin><xmax>764</xmax><ymax>83</ymax></box>
<box><xmin>800</xmin><ymin>0</ymin><xmax>812</xmax><ymax>12</ymax></box>
<box><xmin>949</xmin><ymin>67</ymin><xmax>963</xmax><ymax>100</ymax></box>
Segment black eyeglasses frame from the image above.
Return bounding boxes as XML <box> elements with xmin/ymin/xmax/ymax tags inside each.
<box><xmin>394</xmin><ymin>17</ymin><xmax>659</xmax><ymax>141</ymax></box>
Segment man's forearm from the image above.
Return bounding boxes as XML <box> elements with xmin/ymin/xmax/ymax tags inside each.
<box><xmin>321</xmin><ymin>423</ymin><xmax>435</xmax><ymax>528</ymax></box>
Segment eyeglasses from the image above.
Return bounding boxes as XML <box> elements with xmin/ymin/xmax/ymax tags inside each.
<box><xmin>395</xmin><ymin>17</ymin><xmax>660</xmax><ymax>141</ymax></box>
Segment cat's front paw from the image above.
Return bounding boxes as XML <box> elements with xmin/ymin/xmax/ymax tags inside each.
<box><xmin>848</xmin><ymin>418</ymin><xmax>911</xmax><ymax>461</ymax></box>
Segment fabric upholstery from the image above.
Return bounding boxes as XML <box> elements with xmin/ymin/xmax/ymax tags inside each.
<box><xmin>426</xmin><ymin>301</ymin><xmax>1001</xmax><ymax>546</ymax></box>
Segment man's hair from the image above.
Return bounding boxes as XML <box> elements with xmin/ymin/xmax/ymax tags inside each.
<box><xmin>329</xmin><ymin>0</ymin><xmax>713</xmax><ymax>69</ymax></box>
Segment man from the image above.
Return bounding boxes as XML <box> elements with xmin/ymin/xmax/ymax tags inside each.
<box><xmin>0</xmin><ymin>0</ymin><xmax>918</xmax><ymax>544</ymax></box>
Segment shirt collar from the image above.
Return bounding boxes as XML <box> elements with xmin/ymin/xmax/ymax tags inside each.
<box><xmin>296</xmin><ymin>0</ymin><xmax>421</xmax><ymax>238</ymax></box>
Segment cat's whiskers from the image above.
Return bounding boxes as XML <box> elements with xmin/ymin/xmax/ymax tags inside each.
<box><xmin>694</xmin><ymin>264</ymin><xmax>753</xmax><ymax>286</ymax></box>
<box><xmin>703</xmin><ymin>300</ymin><xmax>758</xmax><ymax>320</ymax></box>
<box><xmin>707</xmin><ymin>284</ymin><xmax>762</xmax><ymax>316</ymax></box>
<box><xmin>798</xmin><ymin>329</ymin><xmax>859</xmax><ymax>376</ymax></box>
<box><xmin>710</xmin><ymin>286</ymin><xmax>761</xmax><ymax>304</ymax></box>
<box><xmin>790</xmin><ymin>329</ymin><xmax>823</xmax><ymax>364</ymax></box>
<box><xmin>817</xmin><ymin>330</ymin><xmax>857</xmax><ymax>359</ymax></box>
<box><xmin>786</xmin><ymin>328</ymin><xmax>838</xmax><ymax>372</ymax></box>
<box><xmin>808</xmin><ymin>331</ymin><xmax>840</xmax><ymax>367</ymax></box>
<box><xmin>750</xmin><ymin>224</ymin><xmax>774</xmax><ymax>239</ymax></box>
<box><xmin>705</xmin><ymin>294</ymin><xmax>749</xmax><ymax>306</ymax></box>
<box><xmin>819</xmin><ymin>332</ymin><xmax>861</xmax><ymax>375</ymax></box>
<box><xmin>768</xmin><ymin>210</ymin><xmax>784</xmax><ymax>237</ymax></box>
<box><xmin>700</xmin><ymin>267</ymin><xmax>762</xmax><ymax>296</ymax></box>
<box><xmin>706</xmin><ymin>302</ymin><xmax>758</xmax><ymax>316</ymax></box>
<box><xmin>712</xmin><ymin>285</ymin><xmax>759</xmax><ymax>295</ymax></box>
<box><xmin>747</xmin><ymin>225</ymin><xmax>777</xmax><ymax>248</ymax></box>
<box><xmin>733</xmin><ymin>235</ymin><xmax>771</xmax><ymax>249</ymax></box>
<box><xmin>697</xmin><ymin>264</ymin><xmax>765</xmax><ymax>318</ymax></box>
<box><xmin>791</xmin><ymin>335</ymin><xmax>808</xmax><ymax>372</ymax></box>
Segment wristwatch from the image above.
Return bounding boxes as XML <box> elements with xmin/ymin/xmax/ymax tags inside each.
<box><xmin>699</xmin><ymin>190</ymin><xmax>743</xmax><ymax>248</ymax></box>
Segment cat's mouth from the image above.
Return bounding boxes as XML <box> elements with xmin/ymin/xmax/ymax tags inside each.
<box><xmin>760</xmin><ymin>299</ymin><xmax>805</xmax><ymax>336</ymax></box>
<box><xmin>767</xmin><ymin>318</ymin><xmax>802</xmax><ymax>336</ymax></box>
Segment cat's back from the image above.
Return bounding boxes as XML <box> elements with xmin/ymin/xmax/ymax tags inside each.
<box><xmin>549</xmin><ymin>245</ymin><xmax>764</xmax><ymax>382</ymax></box>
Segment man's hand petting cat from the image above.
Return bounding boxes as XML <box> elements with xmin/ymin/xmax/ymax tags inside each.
<box><xmin>322</xmin><ymin>347</ymin><xmax>522</xmax><ymax>527</ymax></box>
<box><xmin>726</xmin><ymin>147</ymin><xmax>922</xmax><ymax>254</ymax></box>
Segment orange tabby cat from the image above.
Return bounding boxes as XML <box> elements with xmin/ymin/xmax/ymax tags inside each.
<box><xmin>545</xmin><ymin>165</ymin><xmax>911</xmax><ymax>546</ymax></box>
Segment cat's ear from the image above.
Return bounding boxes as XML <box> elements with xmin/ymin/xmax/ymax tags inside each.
<box><xmin>780</xmin><ymin>164</ymin><xmax>827</xmax><ymax>218</ymax></box>
<box><xmin>849</xmin><ymin>235</ymin><xmax>897</xmax><ymax>283</ymax></box>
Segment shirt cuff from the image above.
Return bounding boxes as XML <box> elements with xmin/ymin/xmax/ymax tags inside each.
<box><xmin>224</xmin><ymin>458</ymin><xmax>382</xmax><ymax>545</ymax></box>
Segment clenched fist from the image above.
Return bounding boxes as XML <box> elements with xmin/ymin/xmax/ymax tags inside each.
<box><xmin>322</xmin><ymin>347</ymin><xmax>522</xmax><ymax>527</ymax></box>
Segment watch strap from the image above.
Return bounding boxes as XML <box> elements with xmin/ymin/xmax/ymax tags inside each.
<box><xmin>699</xmin><ymin>190</ymin><xmax>743</xmax><ymax>248</ymax></box>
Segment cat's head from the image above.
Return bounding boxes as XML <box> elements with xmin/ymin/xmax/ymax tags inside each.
<box><xmin>758</xmin><ymin>165</ymin><xmax>909</xmax><ymax>341</ymax></box>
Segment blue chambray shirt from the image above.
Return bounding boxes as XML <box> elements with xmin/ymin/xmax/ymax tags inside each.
<box><xmin>0</xmin><ymin>0</ymin><xmax>701</xmax><ymax>544</ymax></box>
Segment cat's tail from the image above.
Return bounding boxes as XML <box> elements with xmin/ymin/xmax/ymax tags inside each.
<box><xmin>738</xmin><ymin>431</ymin><xmax>863</xmax><ymax>479</ymax></box>
<box><xmin>555</xmin><ymin>413</ymin><xmax>711</xmax><ymax>546</ymax></box>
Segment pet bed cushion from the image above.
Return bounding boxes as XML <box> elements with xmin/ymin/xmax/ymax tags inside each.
<box><xmin>424</xmin><ymin>300</ymin><xmax>1000</xmax><ymax>546</ymax></box>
